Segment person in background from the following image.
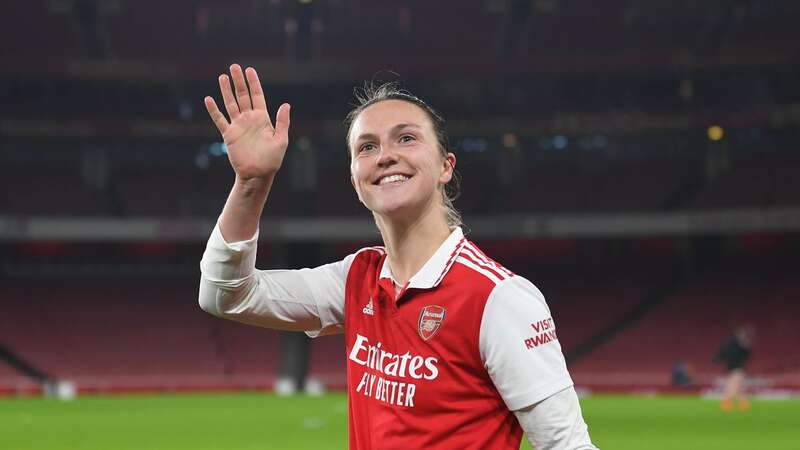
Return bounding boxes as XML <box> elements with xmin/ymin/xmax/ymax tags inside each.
<box><xmin>713</xmin><ymin>324</ymin><xmax>754</xmax><ymax>411</ymax></box>
<box><xmin>671</xmin><ymin>360</ymin><xmax>695</xmax><ymax>388</ymax></box>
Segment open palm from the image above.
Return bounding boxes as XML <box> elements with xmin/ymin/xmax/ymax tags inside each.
<box><xmin>204</xmin><ymin>64</ymin><xmax>291</xmax><ymax>180</ymax></box>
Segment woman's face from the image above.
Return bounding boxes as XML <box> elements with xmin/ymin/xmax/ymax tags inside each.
<box><xmin>349</xmin><ymin>99</ymin><xmax>455</xmax><ymax>222</ymax></box>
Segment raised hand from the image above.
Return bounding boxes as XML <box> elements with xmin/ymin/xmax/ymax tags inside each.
<box><xmin>204</xmin><ymin>64</ymin><xmax>291</xmax><ymax>180</ymax></box>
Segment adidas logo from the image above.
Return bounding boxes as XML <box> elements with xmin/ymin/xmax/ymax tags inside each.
<box><xmin>362</xmin><ymin>298</ymin><xmax>374</xmax><ymax>316</ymax></box>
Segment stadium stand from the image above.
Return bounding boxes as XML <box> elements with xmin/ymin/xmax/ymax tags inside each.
<box><xmin>691</xmin><ymin>150</ymin><xmax>800</xmax><ymax>209</ymax></box>
<box><xmin>0</xmin><ymin>366</ymin><xmax>38</xmax><ymax>396</ymax></box>
<box><xmin>2</xmin><ymin>234</ymin><xmax>796</xmax><ymax>395</ymax></box>
<box><xmin>569</xmin><ymin>239</ymin><xmax>800</xmax><ymax>391</ymax></box>
<box><xmin>307</xmin><ymin>334</ymin><xmax>347</xmax><ymax>389</ymax></box>
<box><xmin>4</xmin><ymin>137</ymin><xmax>799</xmax><ymax>218</ymax></box>
<box><xmin>2</xmin><ymin>164</ymin><xmax>112</xmax><ymax>216</ymax></box>
<box><xmin>0</xmin><ymin>278</ymin><xmax>282</xmax><ymax>393</ymax></box>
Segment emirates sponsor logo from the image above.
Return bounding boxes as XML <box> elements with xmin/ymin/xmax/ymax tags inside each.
<box><xmin>348</xmin><ymin>333</ymin><xmax>440</xmax><ymax>408</ymax></box>
<box><xmin>348</xmin><ymin>334</ymin><xmax>439</xmax><ymax>380</ymax></box>
<box><xmin>418</xmin><ymin>305</ymin><xmax>446</xmax><ymax>341</ymax></box>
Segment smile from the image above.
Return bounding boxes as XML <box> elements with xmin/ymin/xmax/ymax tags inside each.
<box><xmin>375</xmin><ymin>174</ymin><xmax>411</xmax><ymax>185</ymax></box>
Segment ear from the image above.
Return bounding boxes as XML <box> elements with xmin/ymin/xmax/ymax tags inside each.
<box><xmin>439</xmin><ymin>152</ymin><xmax>456</xmax><ymax>184</ymax></box>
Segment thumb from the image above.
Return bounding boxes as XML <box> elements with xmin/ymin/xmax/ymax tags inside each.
<box><xmin>274</xmin><ymin>103</ymin><xmax>291</xmax><ymax>139</ymax></box>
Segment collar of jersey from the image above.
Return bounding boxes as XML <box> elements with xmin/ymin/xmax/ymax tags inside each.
<box><xmin>378</xmin><ymin>227</ymin><xmax>466</xmax><ymax>290</ymax></box>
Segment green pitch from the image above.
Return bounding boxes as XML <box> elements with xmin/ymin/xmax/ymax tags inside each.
<box><xmin>1</xmin><ymin>393</ymin><xmax>797</xmax><ymax>449</ymax></box>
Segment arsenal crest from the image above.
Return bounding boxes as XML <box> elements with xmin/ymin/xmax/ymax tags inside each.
<box><xmin>418</xmin><ymin>305</ymin><xmax>446</xmax><ymax>341</ymax></box>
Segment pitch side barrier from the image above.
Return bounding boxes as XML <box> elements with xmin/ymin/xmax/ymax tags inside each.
<box><xmin>1</xmin><ymin>208</ymin><xmax>799</xmax><ymax>242</ymax></box>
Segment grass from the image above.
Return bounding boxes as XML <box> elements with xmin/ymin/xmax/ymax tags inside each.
<box><xmin>1</xmin><ymin>392</ymin><xmax>797</xmax><ymax>449</ymax></box>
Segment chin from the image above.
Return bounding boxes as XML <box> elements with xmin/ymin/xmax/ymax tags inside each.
<box><xmin>371</xmin><ymin>202</ymin><xmax>413</xmax><ymax>218</ymax></box>
<box><xmin>369</xmin><ymin>197</ymin><xmax>431</xmax><ymax>223</ymax></box>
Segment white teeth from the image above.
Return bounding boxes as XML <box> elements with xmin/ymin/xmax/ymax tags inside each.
<box><xmin>378</xmin><ymin>174</ymin><xmax>410</xmax><ymax>185</ymax></box>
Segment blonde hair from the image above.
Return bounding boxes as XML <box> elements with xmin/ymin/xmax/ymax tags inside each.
<box><xmin>344</xmin><ymin>81</ymin><xmax>463</xmax><ymax>230</ymax></box>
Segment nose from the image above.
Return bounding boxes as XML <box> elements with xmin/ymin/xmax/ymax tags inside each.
<box><xmin>376</xmin><ymin>143</ymin><xmax>398</xmax><ymax>167</ymax></box>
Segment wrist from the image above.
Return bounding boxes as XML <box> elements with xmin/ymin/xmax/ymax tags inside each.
<box><xmin>234</xmin><ymin>174</ymin><xmax>274</xmax><ymax>195</ymax></box>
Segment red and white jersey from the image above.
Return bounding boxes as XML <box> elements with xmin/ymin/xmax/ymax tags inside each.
<box><xmin>200</xmin><ymin>225</ymin><xmax>579</xmax><ymax>450</ymax></box>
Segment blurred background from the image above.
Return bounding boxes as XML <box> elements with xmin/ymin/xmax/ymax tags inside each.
<box><xmin>1</xmin><ymin>0</ymin><xmax>799</xmax><ymax>421</ymax></box>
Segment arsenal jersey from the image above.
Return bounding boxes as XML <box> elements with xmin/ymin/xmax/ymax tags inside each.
<box><xmin>200</xmin><ymin>225</ymin><xmax>576</xmax><ymax>450</ymax></box>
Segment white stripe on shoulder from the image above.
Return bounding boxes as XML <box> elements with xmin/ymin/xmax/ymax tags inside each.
<box><xmin>355</xmin><ymin>246</ymin><xmax>386</xmax><ymax>256</ymax></box>
<box><xmin>463</xmin><ymin>242</ymin><xmax>514</xmax><ymax>277</ymax></box>
<box><xmin>460</xmin><ymin>246</ymin><xmax>505</xmax><ymax>277</ymax></box>
<box><xmin>455</xmin><ymin>256</ymin><xmax>503</xmax><ymax>285</ymax></box>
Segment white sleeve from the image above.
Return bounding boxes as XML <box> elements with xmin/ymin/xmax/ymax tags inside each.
<box><xmin>514</xmin><ymin>387</ymin><xmax>598</xmax><ymax>450</ymax></box>
<box><xmin>198</xmin><ymin>222</ymin><xmax>352</xmax><ymax>337</ymax></box>
<box><xmin>479</xmin><ymin>276</ymin><xmax>574</xmax><ymax>411</ymax></box>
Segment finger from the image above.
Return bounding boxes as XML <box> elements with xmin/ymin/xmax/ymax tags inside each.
<box><xmin>274</xmin><ymin>103</ymin><xmax>291</xmax><ymax>142</ymax></box>
<box><xmin>245</xmin><ymin>67</ymin><xmax>270</xmax><ymax>116</ymax></box>
<box><xmin>204</xmin><ymin>96</ymin><xmax>229</xmax><ymax>134</ymax></box>
<box><xmin>218</xmin><ymin>74</ymin><xmax>240</xmax><ymax>120</ymax></box>
<box><xmin>230</xmin><ymin>64</ymin><xmax>252</xmax><ymax>112</ymax></box>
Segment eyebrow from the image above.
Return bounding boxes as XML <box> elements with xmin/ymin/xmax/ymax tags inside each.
<box><xmin>354</xmin><ymin>123</ymin><xmax>422</xmax><ymax>144</ymax></box>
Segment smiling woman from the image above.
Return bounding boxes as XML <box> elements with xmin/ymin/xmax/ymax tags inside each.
<box><xmin>344</xmin><ymin>83</ymin><xmax>462</xmax><ymax>232</ymax></box>
<box><xmin>198</xmin><ymin>64</ymin><xmax>597</xmax><ymax>450</ymax></box>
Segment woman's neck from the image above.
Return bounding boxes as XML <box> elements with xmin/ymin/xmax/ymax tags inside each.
<box><xmin>377</xmin><ymin>206</ymin><xmax>452</xmax><ymax>287</ymax></box>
